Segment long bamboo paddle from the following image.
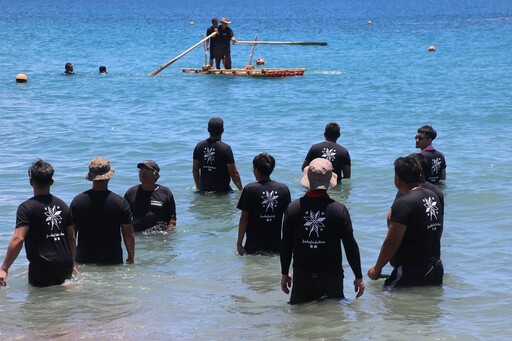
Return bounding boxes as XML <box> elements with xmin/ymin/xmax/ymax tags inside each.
<box><xmin>148</xmin><ymin>31</ymin><xmax>218</xmax><ymax>76</ymax></box>
<box><xmin>234</xmin><ymin>41</ymin><xmax>327</xmax><ymax>46</ymax></box>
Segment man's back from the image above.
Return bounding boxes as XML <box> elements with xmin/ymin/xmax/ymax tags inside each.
<box><xmin>390</xmin><ymin>187</ymin><xmax>443</xmax><ymax>268</ymax></box>
<box><xmin>18</xmin><ymin>194</ymin><xmax>73</xmax><ymax>275</ymax></box>
<box><xmin>193</xmin><ymin>138</ymin><xmax>234</xmax><ymax>192</ymax></box>
<box><xmin>305</xmin><ymin>141</ymin><xmax>351</xmax><ymax>181</ymax></box>
<box><xmin>71</xmin><ymin>189</ymin><xmax>132</xmax><ymax>264</ymax></box>
<box><xmin>237</xmin><ymin>180</ymin><xmax>291</xmax><ymax>254</ymax></box>
<box><xmin>281</xmin><ymin>195</ymin><xmax>353</xmax><ymax>273</ymax></box>
<box><xmin>421</xmin><ymin>149</ymin><xmax>446</xmax><ymax>184</ymax></box>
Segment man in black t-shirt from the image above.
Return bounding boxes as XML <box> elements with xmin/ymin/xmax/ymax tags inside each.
<box><xmin>124</xmin><ymin>160</ymin><xmax>176</xmax><ymax>232</ymax></box>
<box><xmin>0</xmin><ymin>160</ymin><xmax>76</xmax><ymax>287</ymax></box>
<box><xmin>70</xmin><ymin>157</ymin><xmax>135</xmax><ymax>264</ymax></box>
<box><xmin>206</xmin><ymin>17</ymin><xmax>220</xmax><ymax>68</ymax></box>
<box><xmin>415</xmin><ymin>125</ymin><xmax>446</xmax><ymax>184</ymax></box>
<box><xmin>368</xmin><ymin>156</ymin><xmax>444</xmax><ymax>287</ymax></box>
<box><xmin>280</xmin><ymin>158</ymin><xmax>365</xmax><ymax>305</ymax></box>
<box><xmin>237</xmin><ymin>153</ymin><xmax>291</xmax><ymax>255</ymax></box>
<box><xmin>214</xmin><ymin>17</ymin><xmax>236</xmax><ymax>69</ymax></box>
<box><xmin>193</xmin><ymin>117</ymin><xmax>243</xmax><ymax>193</ymax></box>
<box><xmin>302</xmin><ymin>122</ymin><xmax>351</xmax><ymax>184</ymax></box>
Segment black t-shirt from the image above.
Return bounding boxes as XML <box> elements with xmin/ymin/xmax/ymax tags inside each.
<box><xmin>390</xmin><ymin>187</ymin><xmax>443</xmax><ymax>267</ymax></box>
<box><xmin>193</xmin><ymin>138</ymin><xmax>235</xmax><ymax>192</ymax></box>
<box><xmin>237</xmin><ymin>180</ymin><xmax>291</xmax><ymax>254</ymax></box>
<box><xmin>280</xmin><ymin>194</ymin><xmax>362</xmax><ymax>278</ymax></box>
<box><xmin>305</xmin><ymin>141</ymin><xmax>351</xmax><ymax>181</ymax></box>
<box><xmin>421</xmin><ymin>149</ymin><xmax>446</xmax><ymax>183</ymax></box>
<box><xmin>124</xmin><ymin>184</ymin><xmax>176</xmax><ymax>232</ymax></box>
<box><xmin>70</xmin><ymin>189</ymin><xmax>132</xmax><ymax>264</ymax></box>
<box><xmin>216</xmin><ymin>25</ymin><xmax>233</xmax><ymax>46</ymax></box>
<box><xmin>206</xmin><ymin>25</ymin><xmax>218</xmax><ymax>50</ymax></box>
<box><xmin>16</xmin><ymin>194</ymin><xmax>73</xmax><ymax>278</ymax></box>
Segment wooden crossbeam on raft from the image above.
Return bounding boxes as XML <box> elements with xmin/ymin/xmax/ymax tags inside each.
<box><xmin>234</xmin><ymin>41</ymin><xmax>327</xmax><ymax>46</ymax></box>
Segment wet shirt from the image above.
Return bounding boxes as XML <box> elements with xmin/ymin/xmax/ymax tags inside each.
<box><xmin>421</xmin><ymin>148</ymin><xmax>446</xmax><ymax>183</ymax></box>
<box><xmin>70</xmin><ymin>190</ymin><xmax>132</xmax><ymax>264</ymax></box>
<box><xmin>193</xmin><ymin>138</ymin><xmax>235</xmax><ymax>192</ymax></box>
<box><xmin>237</xmin><ymin>180</ymin><xmax>291</xmax><ymax>254</ymax></box>
<box><xmin>124</xmin><ymin>185</ymin><xmax>176</xmax><ymax>232</ymax></box>
<box><xmin>16</xmin><ymin>194</ymin><xmax>73</xmax><ymax>278</ymax></box>
<box><xmin>305</xmin><ymin>141</ymin><xmax>351</xmax><ymax>181</ymax></box>
<box><xmin>280</xmin><ymin>194</ymin><xmax>362</xmax><ymax>278</ymax></box>
<box><xmin>390</xmin><ymin>187</ymin><xmax>443</xmax><ymax>267</ymax></box>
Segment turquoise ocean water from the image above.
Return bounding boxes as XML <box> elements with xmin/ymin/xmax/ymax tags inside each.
<box><xmin>1</xmin><ymin>0</ymin><xmax>512</xmax><ymax>339</ymax></box>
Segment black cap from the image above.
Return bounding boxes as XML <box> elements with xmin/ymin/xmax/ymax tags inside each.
<box><xmin>137</xmin><ymin>160</ymin><xmax>160</xmax><ymax>172</ymax></box>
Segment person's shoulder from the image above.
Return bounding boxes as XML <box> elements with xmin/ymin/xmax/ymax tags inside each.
<box><xmin>271</xmin><ymin>180</ymin><xmax>291</xmax><ymax>191</ymax></box>
<box><xmin>50</xmin><ymin>194</ymin><xmax>70</xmax><ymax>208</ymax></box>
<box><xmin>157</xmin><ymin>185</ymin><xmax>173</xmax><ymax>194</ymax></box>
<box><xmin>327</xmin><ymin>140</ymin><xmax>348</xmax><ymax>151</ymax></box>
<box><xmin>421</xmin><ymin>182</ymin><xmax>443</xmax><ymax>195</ymax></box>
<box><xmin>71</xmin><ymin>190</ymin><xmax>89</xmax><ymax>202</ymax></box>
<box><xmin>326</xmin><ymin>197</ymin><xmax>346</xmax><ymax>209</ymax></box>
<box><xmin>125</xmin><ymin>184</ymin><xmax>140</xmax><ymax>193</ymax></box>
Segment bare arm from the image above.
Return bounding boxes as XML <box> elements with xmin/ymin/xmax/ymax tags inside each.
<box><xmin>0</xmin><ymin>226</ymin><xmax>29</xmax><ymax>286</ymax></box>
<box><xmin>66</xmin><ymin>225</ymin><xmax>78</xmax><ymax>273</ymax></box>
<box><xmin>121</xmin><ymin>223</ymin><xmax>135</xmax><ymax>264</ymax></box>
<box><xmin>367</xmin><ymin>221</ymin><xmax>406</xmax><ymax>280</ymax></box>
<box><xmin>227</xmin><ymin>163</ymin><xmax>243</xmax><ymax>191</ymax></box>
<box><xmin>343</xmin><ymin>165</ymin><xmax>351</xmax><ymax>179</ymax></box>
<box><xmin>192</xmin><ymin>159</ymin><xmax>201</xmax><ymax>190</ymax></box>
<box><xmin>236</xmin><ymin>211</ymin><xmax>249</xmax><ymax>255</ymax></box>
<box><xmin>440</xmin><ymin>168</ymin><xmax>446</xmax><ymax>181</ymax></box>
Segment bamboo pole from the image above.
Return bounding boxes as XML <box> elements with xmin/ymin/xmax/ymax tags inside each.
<box><xmin>202</xmin><ymin>33</ymin><xmax>208</xmax><ymax>67</ymax></box>
<box><xmin>248</xmin><ymin>34</ymin><xmax>258</xmax><ymax>66</ymax></box>
<box><xmin>234</xmin><ymin>41</ymin><xmax>327</xmax><ymax>46</ymax></box>
<box><xmin>148</xmin><ymin>31</ymin><xmax>218</xmax><ymax>76</ymax></box>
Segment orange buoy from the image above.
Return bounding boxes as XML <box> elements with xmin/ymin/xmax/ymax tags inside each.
<box><xmin>16</xmin><ymin>73</ymin><xmax>28</xmax><ymax>83</ymax></box>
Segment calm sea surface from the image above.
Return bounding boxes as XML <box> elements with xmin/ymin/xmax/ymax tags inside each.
<box><xmin>1</xmin><ymin>0</ymin><xmax>512</xmax><ymax>340</ymax></box>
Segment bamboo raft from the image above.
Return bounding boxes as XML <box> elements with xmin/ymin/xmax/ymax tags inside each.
<box><xmin>180</xmin><ymin>67</ymin><xmax>306</xmax><ymax>77</ymax></box>
<box><xmin>148</xmin><ymin>33</ymin><xmax>326</xmax><ymax>77</ymax></box>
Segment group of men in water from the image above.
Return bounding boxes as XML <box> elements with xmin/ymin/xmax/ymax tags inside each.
<box><xmin>0</xmin><ymin>117</ymin><xmax>446</xmax><ymax>305</ymax></box>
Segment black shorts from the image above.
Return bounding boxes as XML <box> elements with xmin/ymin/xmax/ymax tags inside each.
<box><xmin>289</xmin><ymin>270</ymin><xmax>344</xmax><ymax>305</ymax></box>
<box><xmin>385</xmin><ymin>260</ymin><xmax>444</xmax><ymax>288</ymax></box>
<box><xmin>28</xmin><ymin>262</ymin><xmax>72</xmax><ymax>287</ymax></box>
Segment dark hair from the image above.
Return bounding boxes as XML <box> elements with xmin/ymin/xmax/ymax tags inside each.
<box><xmin>99</xmin><ymin>65</ymin><xmax>107</xmax><ymax>74</ymax></box>
<box><xmin>65</xmin><ymin>63</ymin><xmax>73</xmax><ymax>70</ymax></box>
<box><xmin>28</xmin><ymin>159</ymin><xmax>54</xmax><ymax>186</ymax></box>
<box><xmin>253</xmin><ymin>153</ymin><xmax>275</xmax><ymax>176</ymax></box>
<box><xmin>409</xmin><ymin>153</ymin><xmax>428</xmax><ymax>180</ymax></box>
<box><xmin>212</xmin><ymin>17</ymin><xmax>218</xmax><ymax>23</ymax></box>
<box><xmin>208</xmin><ymin>117</ymin><xmax>224</xmax><ymax>135</ymax></box>
<box><xmin>417</xmin><ymin>125</ymin><xmax>437</xmax><ymax>140</ymax></box>
<box><xmin>324</xmin><ymin>122</ymin><xmax>341</xmax><ymax>139</ymax></box>
<box><xmin>394</xmin><ymin>156</ymin><xmax>422</xmax><ymax>184</ymax></box>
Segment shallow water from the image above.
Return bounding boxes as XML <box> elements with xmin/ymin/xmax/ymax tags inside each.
<box><xmin>1</xmin><ymin>0</ymin><xmax>512</xmax><ymax>340</ymax></box>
